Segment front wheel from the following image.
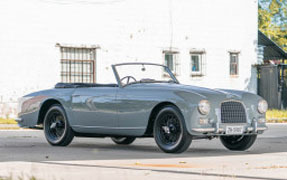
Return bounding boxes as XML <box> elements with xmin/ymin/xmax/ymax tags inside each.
<box><xmin>220</xmin><ymin>135</ymin><xmax>257</xmax><ymax>151</ymax></box>
<box><xmin>43</xmin><ymin>104</ymin><xmax>74</xmax><ymax>146</ymax></box>
<box><xmin>111</xmin><ymin>137</ymin><xmax>136</xmax><ymax>145</ymax></box>
<box><xmin>153</xmin><ymin>105</ymin><xmax>192</xmax><ymax>153</ymax></box>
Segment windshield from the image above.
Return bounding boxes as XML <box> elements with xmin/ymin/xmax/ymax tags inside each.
<box><xmin>114</xmin><ymin>63</ymin><xmax>178</xmax><ymax>86</ymax></box>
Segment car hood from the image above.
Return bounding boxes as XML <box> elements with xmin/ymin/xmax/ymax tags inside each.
<box><xmin>133</xmin><ymin>83</ymin><xmax>247</xmax><ymax>100</ymax></box>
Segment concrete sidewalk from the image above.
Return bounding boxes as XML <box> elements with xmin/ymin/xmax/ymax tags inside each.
<box><xmin>1</xmin><ymin>153</ymin><xmax>287</xmax><ymax>180</ymax></box>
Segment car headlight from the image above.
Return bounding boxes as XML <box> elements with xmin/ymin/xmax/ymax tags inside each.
<box><xmin>198</xmin><ymin>100</ymin><xmax>210</xmax><ymax>115</ymax></box>
<box><xmin>258</xmin><ymin>99</ymin><xmax>268</xmax><ymax>114</ymax></box>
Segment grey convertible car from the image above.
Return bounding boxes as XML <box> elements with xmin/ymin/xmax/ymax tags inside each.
<box><xmin>17</xmin><ymin>62</ymin><xmax>268</xmax><ymax>153</ymax></box>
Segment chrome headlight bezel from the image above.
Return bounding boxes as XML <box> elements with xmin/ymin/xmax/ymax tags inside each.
<box><xmin>198</xmin><ymin>100</ymin><xmax>211</xmax><ymax>115</ymax></box>
<box><xmin>258</xmin><ymin>99</ymin><xmax>268</xmax><ymax>114</ymax></box>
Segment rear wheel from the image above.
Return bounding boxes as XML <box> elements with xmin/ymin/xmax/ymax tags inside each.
<box><xmin>220</xmin><ymin>135</ymin><xmax>257</xmax><ymax>151</ymax></box>
<box><xmin>111</xmin><ymin>137</ymin><xmax>136</xmax><ymax>145</ymax></box>
<box><xmin>43</xmin><ymin>104</ymin><xmax>74</xmax><ymax>146</ymax></box>
<box><xmin>153</xmin><ymin>105</ymin><xmax>192</xmax><ymax>153</ymax></box>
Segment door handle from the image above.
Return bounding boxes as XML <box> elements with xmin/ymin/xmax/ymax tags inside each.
<box><xmin>72</xmin><ymin>94</ymin><xmax>81</xmax><ymax>97</ymax></box>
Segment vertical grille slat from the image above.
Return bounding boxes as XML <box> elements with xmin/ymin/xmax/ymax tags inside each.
<box><xmin>221</xmin><ymin>101</ymin><xmax>247</xmax><ymax>123</ymax></box>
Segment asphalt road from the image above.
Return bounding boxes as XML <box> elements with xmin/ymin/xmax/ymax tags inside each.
<box><xmin>0</xmin><ymin>123</ymin><xmax>287</xmax><ymax>180</ymax></box>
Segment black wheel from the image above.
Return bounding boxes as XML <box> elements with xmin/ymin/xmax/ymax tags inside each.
<box><xmin>153</xmin><ymin>105</ymin><xmax>192</xmax><ymax>153</ymax></box>
<box><xmin>220</xmin><ymin>135</ymin><xmax>257</xmax><ymax>151</ymax></box>
<box><xmin>111</xmin><ymin>137</ymin><xmax>136</xmax><ymax>145</ymax></box>
<box><xmin>44</xmin><ymin>104</ymin><xmax>74</xmax><ymax>146</ymax></box>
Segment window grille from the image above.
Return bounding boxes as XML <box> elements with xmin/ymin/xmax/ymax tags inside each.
<box><xmin>60</xmin><ymin>46</ymin><xmax>97</xmax><ymax>83</ymax></box>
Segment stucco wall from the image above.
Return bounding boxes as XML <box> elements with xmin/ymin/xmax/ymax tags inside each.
<box><xmin>0</xmin><ymin>0</ymin><xmax>258</xmax><ymax>117</ymax></box>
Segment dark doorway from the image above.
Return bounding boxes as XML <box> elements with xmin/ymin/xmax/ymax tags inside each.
<box><xmin>257</xmin><ymin>65</ymin><xmax>287</xmax><ymax>109</ymax></box>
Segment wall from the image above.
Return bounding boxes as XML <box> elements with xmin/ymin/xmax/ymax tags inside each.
<box><xmin>0</xmin><ymin>0</ymin><xmax>258</xmax><ymax>117</ymax></box>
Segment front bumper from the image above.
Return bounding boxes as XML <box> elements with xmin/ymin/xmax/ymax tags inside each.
<box><xmin>191</xmin><ymin>121</ymin><xmax>268</xmax><ymax>135</ymax></box>
<box><xmin>192</xmin><ymin>126</ymin><xmax>267</xmax><ymax>133</ymax></box>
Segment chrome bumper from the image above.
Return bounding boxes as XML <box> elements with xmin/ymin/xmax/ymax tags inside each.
<box><xmin>192</xmin><ymin>126</ymin><xmax>268</xmax><ymax>133</ymax></box>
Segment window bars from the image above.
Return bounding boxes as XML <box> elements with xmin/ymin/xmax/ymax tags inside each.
<box><xmin>60</xmin><ymin>46</ymin><xmax>97</xmax><ymax>83</ymax></box>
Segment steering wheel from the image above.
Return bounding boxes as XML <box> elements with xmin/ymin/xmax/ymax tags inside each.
<box><xmin>120</xmin><ymin>76</ymin><xmax>137</xmax><ymax>85</ymax></box>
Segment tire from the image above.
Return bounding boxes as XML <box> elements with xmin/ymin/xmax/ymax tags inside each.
<box><xmin>111</xmin><ymin>137</ymin><xmax>136</xmax><ymax>145</ymax></box>
<box><xmin>153</xmin><ymin>105</ymin><xmax>192</xmax><ymax>153</ymax></box>
<box><xmin>220</xmin><ymin>135</ymin><xmax>257</xmax><ymax>151</ymax></box>
<box><xmin>43</xmin><ymin>104</ymin><xmax>74</xmax><ymax>146</ymax></box>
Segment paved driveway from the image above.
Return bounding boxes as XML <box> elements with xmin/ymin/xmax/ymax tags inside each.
<box><xmin>0</xmin><ymin>123</ymin><xmax>287</xmax><ymax>180</ymax></box>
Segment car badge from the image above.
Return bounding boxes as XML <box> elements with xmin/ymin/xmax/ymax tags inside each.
<box><xmin>226</xmin><ymin>94</ymin><xmax>234</xmax><ymax>99</ymax></box>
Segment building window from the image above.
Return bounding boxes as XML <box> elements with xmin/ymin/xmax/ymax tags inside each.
<box><xmin>59</xmin><ymin>46</ymin><xmax>97</xmax><ymax>83</ymax></box>
<box><xmin>191</xmin><ymin>54</ymin><xmax>203</xmax><ymax>76</ymax></box>
<box><xmin>191</xmin><ymin>55</ymin><xmax>200</xmax><ymax>72</ymax></box>
<box><xmin>230</xmin><ymin>53</ymin><xmax>239</xmax><ymax>76</ymax></box>
<box><xmin>190</xmin><ymin>49</ymin><xmax>205</xmax><ymax>77</ymax></box>
<box><xmin>165</xmin><ymin>53</ymin><xmax>174</xmax><ymax>71</ymax></box>
<box><xmin>163</xmin><ymin>51</ymin><xmax>179</xmax><ymax>75</ymax></box>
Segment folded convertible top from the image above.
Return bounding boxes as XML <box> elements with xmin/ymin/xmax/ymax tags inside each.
<box><xmin>55</xmin><ymin>83</ymin><xmax>118</xmax><ymax>88</ymax></box>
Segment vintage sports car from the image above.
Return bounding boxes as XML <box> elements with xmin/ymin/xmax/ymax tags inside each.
<box><xmin>17</xmin><ymin>62</ymin><xmax>268</xmax><ymax>153</ymax></box>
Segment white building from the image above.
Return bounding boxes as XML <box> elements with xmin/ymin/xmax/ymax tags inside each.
<box><xmin>0</xmin><ymin>0</ymin><xmax>259</xmax><ymax>118</ymax></box>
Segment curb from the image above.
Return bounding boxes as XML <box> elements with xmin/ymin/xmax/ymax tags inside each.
<box><xmin>0</xmin><ymin>124</ymin><xmax>20</xmax><ymax>130</ymax></box>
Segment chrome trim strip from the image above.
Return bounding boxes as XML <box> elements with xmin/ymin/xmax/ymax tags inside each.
<box><xmin>192</xmin><ymin>128</ymin><xmax>215</xmax><ymax>132</ymax></box>
<box><xmin>72</xmin><ymin>125</ymin><xmax>146</xmax><ymax>130</ymax></box>
<box><xmin>253</xmin><ymin>120</ymin><xmax>258</xmax><ymax>132</ymax></box>
<box><xmin>220</xmin><ymin>123</ymin><xmax>247</xmax><ymax>126</ymax></box>
<box><xmin>218</xmin><ymin>128</ymin><xmax>224</xmax><ymax>132</ymax></box>
<box><xmin>15</xmin><ymin>118</ymin><xmax>23</xmax><ymax>122</ymax></box>
<box><xmin>257</xmin><ymin>127</ymin><xmax>268</xmax><ymax>131</ymax></box>
<box><xmin>35</xmin><ymin>124</ymin><xmax>43</xmax><ymax>128</ymax></box>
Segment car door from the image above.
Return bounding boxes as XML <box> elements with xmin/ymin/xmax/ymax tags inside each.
<box><xmin>70</xmin><ymin>87</ymin><xmax>118</xmax><ymax>131</ymax></box>
<box><xmin>116</xmin><ymin>85</ymin><xmax>157</xmax><ymax>135</ymax></box>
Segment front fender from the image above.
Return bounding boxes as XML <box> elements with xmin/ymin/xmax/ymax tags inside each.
<box><xmin>18</xmin><ymin>96</ymin><xmax>72</xmax><ymax>128</ymax></box>
<box><xmin>169</xmin><ymin>91</ymin><xmax>203</xmax><ymax>135</ymax></box>
<box><xmin>17</xmin><ymin>95</ymin><xmax>48</xmax><ymax>128</ymax></box>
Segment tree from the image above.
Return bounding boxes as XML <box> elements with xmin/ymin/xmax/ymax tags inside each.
<box><xmin>259</xmin><ymin>0</ymin><xmax>287</xmax><ymax>51</ymax></box>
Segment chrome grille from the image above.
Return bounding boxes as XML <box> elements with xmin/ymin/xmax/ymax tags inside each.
<box><xmin>221</xmin><ymin>101</ymin><xmax>247</xmax><ymax>123</ymax></box>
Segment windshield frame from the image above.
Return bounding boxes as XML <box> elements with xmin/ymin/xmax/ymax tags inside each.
<box><xmin>112</xmin><ymin>62</ymin><xmax>179</xmax><ymax>87</ymax></box>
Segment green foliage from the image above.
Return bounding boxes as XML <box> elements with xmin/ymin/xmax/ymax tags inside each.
<box><xmin>259</xmin><ymin>0</ymin><xmax>287</xmax><ymax>52</ymax></box>
<box><xmin>266</xmin><ymin>109</ymin><xmax>287</xmax><ymax>122</ymax></box>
